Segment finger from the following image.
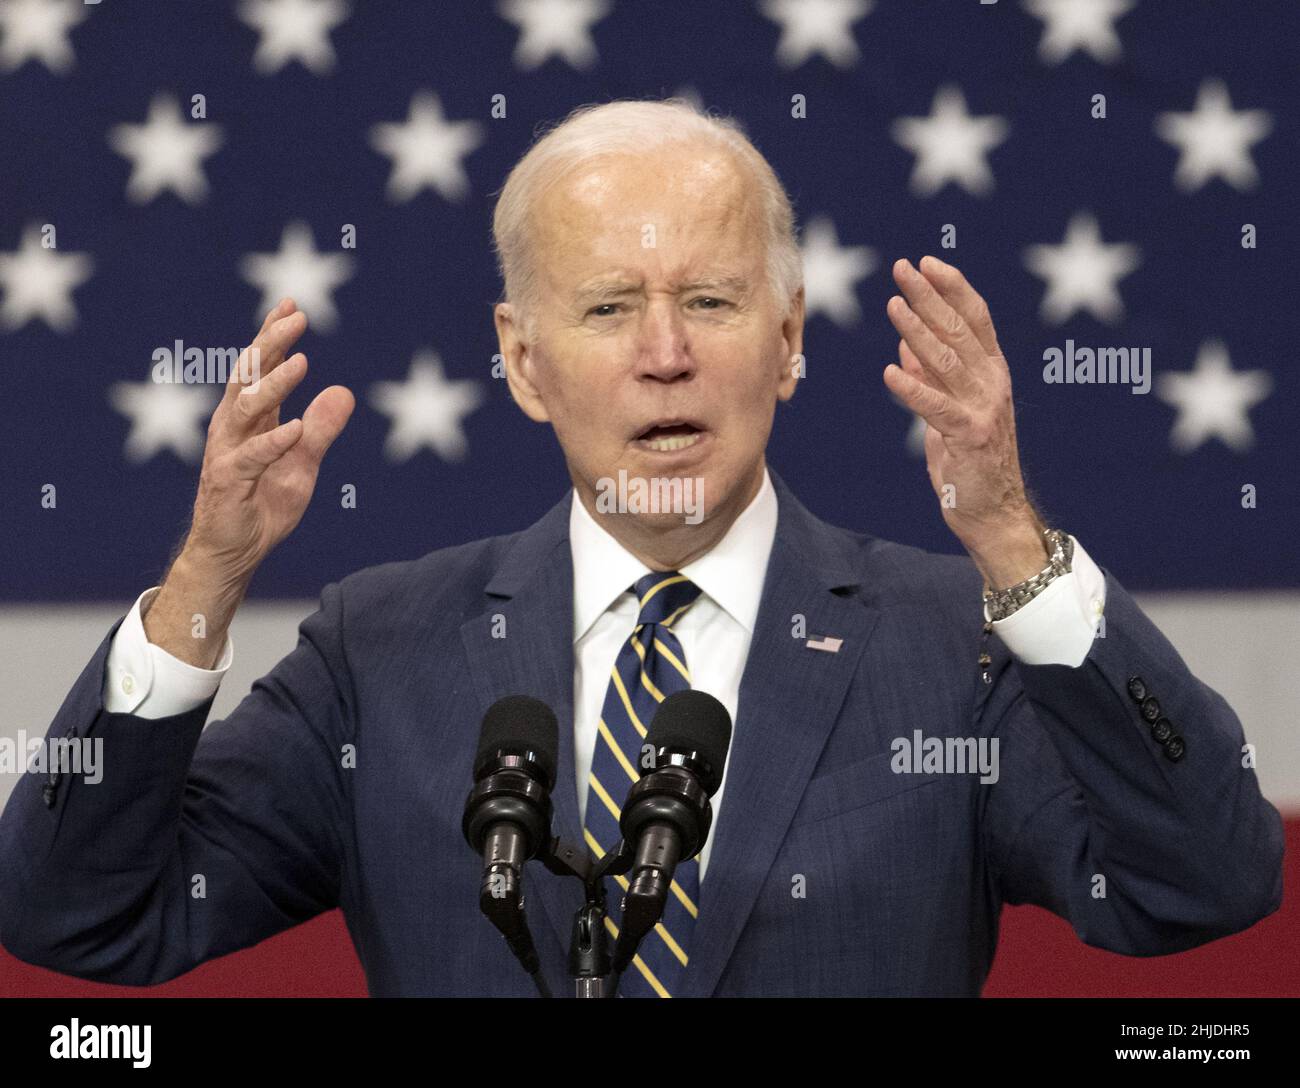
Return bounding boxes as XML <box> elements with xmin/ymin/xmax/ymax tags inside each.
<box><xmin>225</xmin><ymin>352</ymin><xmax>309</xmax><ymax>438</ymax></box>
<box><xmin>892</xmin><ymin>259</ymin><xmax>987</xmax><ymax>378</ymax></box>
<box><xmin>917</xmin><ymin>256</ymin><xmax>1000</xmax><ymax>357</ymax></box>
<box><xmin>899</xmin><ymin>338</ymin><xmax>925</xmax><ymax>379</ymax></box>
<box><xmin>230</xmin><ymin>417</ymin><xmax>304</xmax><ymax>481</ymax></box>
<box><xmin>298</xmin><ymin>384</ymin><xmax>355</xmax><ymax>461</ymax></box>
<box><xmin>223</xmin><ymin>309</ymin><xmax>308</xmax><ymax>404</ymax></box>
<box><xmin>256</xmin><ymin>296</ymin><xmax>296</xmax><ymax>337</ymax></box>
<box><xmin>882</xmin><ymin>363</ymin><xmax>970</xmax><ymax>436</ymax></box>
<box><xmin>887</xmin><ymin>339</ymin><xmax>927</xmax><ymax>410</ymax></box>
<box><xmin>242</xmin><ymin>298</ymin><xmax>298</xmax><ymax>378</ymax></box>
<box><xmin>886</xmin><ymin>294</ymin><xmax>980</xmax><ymax>400</ymax></box>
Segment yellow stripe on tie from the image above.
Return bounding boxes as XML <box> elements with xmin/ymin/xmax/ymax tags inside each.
<box><xmin>597</xmin><ymin>718</ymin><xmax>640</xmax><ymax>783</ymax></box>
<box><xmin>583</xmin><ymin>826</ymin><xmax>607</xmax><ymax>859</ymax></box>
<box><xmin>629</xmin><ymin>636</ymin><xmax>668</xmax><ymax>703</ymax></box>
<box><xmin>603</xmin><ymin>915</ymin><xmax>671</xmax><ymax>997</ymax></box>
<box><xmin>651</xmin><ymin>920</ymin><xmax>689</xmax><ymax>967</ymax></box>
<box><xmin>588</xmin><ymin>772</ymin><xmax>622</xmax><ymax>822</ymax></box>
<box><xmin>639</xmin><ymin>574</ymin><xmax>689</xmax><ymax>610</ymax></box>
<box><xmin>670</xmin><ymin>877</ymin><xmax>699</xmax><ymax>919</ymax></box>
<box><xmin>661</xmin><ymin>602</ymin><xmax>693</xmax><ymax>629</ymax></box>
<box><xmin>610</xmin><ymin>665</ymin><xmax>648</xmax><ymax>737</ymax></box>
<box><xmin>653</xmin><ymin>638</ymin><xmax>691</xmax><ymax>684</ymax></box>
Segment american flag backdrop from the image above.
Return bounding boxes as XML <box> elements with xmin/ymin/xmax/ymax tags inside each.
<box><xmin>0</xmin><ymin>0</ymin><xmax>1296</xmax><ymax>996</ymax></box>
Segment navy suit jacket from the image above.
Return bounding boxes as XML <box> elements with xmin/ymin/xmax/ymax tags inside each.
<box><xmin>0</xmin><ymin>469</ymin><xmax>1284</xmax><ymax>995</ymax></box>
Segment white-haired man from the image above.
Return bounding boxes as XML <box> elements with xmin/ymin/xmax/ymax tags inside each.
<box><xmin>0</xmin><ymin>100</ymin><xmax>1282</xmax><ymax>997</ymax></box>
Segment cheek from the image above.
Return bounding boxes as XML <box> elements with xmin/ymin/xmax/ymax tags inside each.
<box><xmin>726</xmin><ymin>355</ymin><xmax>783</xmax><ymax>414</ymax></box>
<box><xmin>550</xmin><ymin>379</ymin><xmax>622</xmax><ymax>449</ymax></box>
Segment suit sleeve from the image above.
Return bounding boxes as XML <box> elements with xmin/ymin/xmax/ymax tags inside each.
<box><xmin>978</xmin><ymin>568</ymin><xmax>1284</xmax><ymax>955</ymax></box>
<box><xmin>0</xmin><ymin>581</ymin><xmax>355</xmax><ymax>986</ymax></box>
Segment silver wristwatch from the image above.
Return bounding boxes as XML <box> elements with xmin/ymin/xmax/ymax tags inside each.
<box><xmin>982</xmin><ymin>528</ymin><xmax>1074</xmax><ymax>621</ymax></box>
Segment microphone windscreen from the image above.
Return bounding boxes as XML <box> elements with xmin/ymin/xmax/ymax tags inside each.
<box><xmin>475</xmin><ymin>695</ymin><xmax>559</xmax><ymax>790</ymax></box>
<box><xmin>646</xmin><ymin>690</ymin><xmax>733</xmax><ymax>795</ymax></box>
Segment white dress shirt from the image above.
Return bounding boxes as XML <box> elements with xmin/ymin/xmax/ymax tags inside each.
<box><xmin>103</xmin><ymin>466</ymin><xmax>1107</xmax><ymax>880</ymax></box>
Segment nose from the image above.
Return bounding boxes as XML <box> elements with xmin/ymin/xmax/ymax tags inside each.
<box><xmin>632</xmin><ymin>297</ymin><xmax>696</xmax><ymax>383</ymax></box>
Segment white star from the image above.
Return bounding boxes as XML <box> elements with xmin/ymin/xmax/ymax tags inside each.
<box><xmin>108</xmin><ymin>94</ymin><xmax>224</xmax><ymax>205</ymax></box>
<box><xmin>1155</xmin><ymin>79</ymin><xmax>1273</xmax><ymax>193</ymax></box>
<box><xmin>240</xmin><ymin>222</ymin><xmax>353</xmax><ymax>332</ymax></box>
<box><xmin>800</xmin><ymin>216</ymin><xmax>876</xmax><ymax>326</ymax></box>
<box><xmin>1023</xmin><ymin>212</ymin><xmax>1140</xmax><ymax>325</ymax></box>
<box><xmin>370</xmin><ymin>91</ymin><xmax>484</xmax><ymax>203</ymax></box>
<box><xmin>891</xmin><ymin>86</ymin><xmax>1009</xmax><ymax>197</ymax></box>
<box><xmin>1156</xmin><ymin>340</ymin><xmax>1272</xmax><ymax>454</ymax></box>
<box><xmin>497</xmin><ymin>0</ymin><xmax>610</xmax><ymax>70</ymax></box>
<box><xmin>108</xmin><ymin>377</ymin><xmax>219</xmax><ymax>464</ymax></box>
<box><xmin>1022</xmin><ymin>0</ymin><xmax>1134</xmax><ymax>65</ymax></box>
<box><xmin>237</xmin><ymin>0</ymin><xmax>349</xmax><ymax>75</ymax></box>
<box><xmin>368</xmin><ymin>351</ymin><xmax>485</xmax><ymax>463</ymax></box>
<box><xmin>0</xmin><ymin>0</ymin><xmax>86</xmax><ymax>74</ymax></box>
<box><xmin>760</xmin><ymin>0</ymin><xmax>873</xmax><ymax>68</ymax></box>
<box><xmin>0</xmin><ymin>224</ymin><xmax>92</xmax><ymax>332</ymax></box>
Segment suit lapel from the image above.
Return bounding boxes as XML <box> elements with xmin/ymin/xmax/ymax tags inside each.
<box><xmin>679</xmin><ymin>471</ymin><xmax>879</xmax><ymax>997</ymax></box>
<box><xmin>459</xmin><ymin>492</ymin><xmax>585</xmax><ymax>963</ymax></box>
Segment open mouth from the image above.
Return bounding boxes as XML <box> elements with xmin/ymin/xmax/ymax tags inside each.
<box><xmin>633</xmin><ymin>420</ymin><xmax>706</xmax><ymax>453</ymax></box>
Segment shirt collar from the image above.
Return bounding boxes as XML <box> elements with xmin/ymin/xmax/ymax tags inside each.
<box><xmin>570</xmin><ymin>465</ymin><xmax>778</xmax><ymax>643</ymax></box>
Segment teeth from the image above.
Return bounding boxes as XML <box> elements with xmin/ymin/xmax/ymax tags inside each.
<box><xmin>643</xmin><ymin>432</ymin><xmax>701</xmax><ymax>452</ymax></box>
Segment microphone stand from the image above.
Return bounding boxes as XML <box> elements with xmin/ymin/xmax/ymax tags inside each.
<box><xmin>536</xmin><ymin>835</ymin><xmax>659</xmax><ymax>998</ymax></box>
<box><xmin>474</xmin><ymin>821</ymin><xmax>648</xmax><ymax>998</ymax></box>
<box><xmin>536</xmin><ymin>836</ymin><xmax>617</xmax><ymax>997</ymax></box>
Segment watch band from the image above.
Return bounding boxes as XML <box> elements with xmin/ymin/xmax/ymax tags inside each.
<box><xmin>982</xmin><ymin>528</ymin><xmax>1074</xmax><ymax>621</ymax></box>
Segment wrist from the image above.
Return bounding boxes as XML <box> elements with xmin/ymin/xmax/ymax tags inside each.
<box><xmin>144</xmin><ymin>550</ymin><xmax>249</xmax><ymax>668</ymax></box>
<box><xmin>963</xmin><ymin>515</ymin><xmax>1049</xmax><ymax>591</ymax></box>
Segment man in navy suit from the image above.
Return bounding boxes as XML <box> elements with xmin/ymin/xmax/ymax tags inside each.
<box><xmin>0</xmin><ymin>99</ymin><xmax>1283</xmax><ymax>996</ymax></box>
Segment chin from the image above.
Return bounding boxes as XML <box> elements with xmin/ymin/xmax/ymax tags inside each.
<box><xmin>589</xmin><ymin>461</ymin><xmax>714</xmax><ymax>527</ymax></box>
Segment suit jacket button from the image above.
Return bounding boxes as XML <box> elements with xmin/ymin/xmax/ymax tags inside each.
<box><xmin>1163</xmin><ymin>735</ymin><xmax>1186</xmax><ymax>761</ymax></box>
<box><xmin>1139</xmin><ymin>695</ymin><xmax>1162</xmax><ymax>722</ymax></box>
<box><xmin>1151</xmin><ymin>717</ymin><xmax>1174</xmax><ymax>744</ymax></box>
<box><xmin>1127</xmin><ymin>676</ymin><xmax>1147</xmax><ymax>702</ymax></box>
<box><xmin>42</xmin><ymin>784</ymin><xmax>56</xmax><ymax>808</ymax></box>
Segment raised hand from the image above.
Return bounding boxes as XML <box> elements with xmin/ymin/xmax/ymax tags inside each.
<box><xmin>143</xmin><ymin>299</ymin><xmax>354</xmax><ymax>667</ymax></box>
<box><xmin>882</xmin><ymin>256</ymin><xmax>1048</xmax><ymax>590</ymax></box>
<box><xmin>188</xmin><ymin>297</ymin><xmax>355</xmax><ymax>579</ymax></box>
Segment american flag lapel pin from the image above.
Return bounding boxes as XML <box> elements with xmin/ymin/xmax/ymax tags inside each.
<box><xmin>806</xmin><ymin>635</ymin><xmax>843</xmax><ymax>653</ymax></box>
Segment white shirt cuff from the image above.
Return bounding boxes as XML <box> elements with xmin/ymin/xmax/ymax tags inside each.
<box><xmin>103</xmin><ymin>586</ymin><xmax>233</xmax><ymax>719</ymax></box>
<box><xmin>986</xmin><ymin>536</ymin><xmax>1105</xmax><ymax>667</ymax></box>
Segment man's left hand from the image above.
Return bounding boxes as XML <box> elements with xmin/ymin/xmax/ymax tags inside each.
<box><xmin>882</xmin><ymin>255</ymin><xmax>1048</xmax><ymax>591</ymax></box>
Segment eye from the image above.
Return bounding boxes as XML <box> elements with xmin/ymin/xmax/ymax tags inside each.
<box><xmin>587</xmin><ymin>303</ymin><xmax>620</xmax><ymax>317</ymax></box>
<box><xmin>690</xmin><ymin>296</ymin><xmax>728</xmax><ymax>310</ymax></box>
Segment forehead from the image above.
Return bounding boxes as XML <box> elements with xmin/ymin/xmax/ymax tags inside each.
<box><xmin>530</xmin><ymin>144</ymin><xmax>765</xmax><ymax>292</ymax></box>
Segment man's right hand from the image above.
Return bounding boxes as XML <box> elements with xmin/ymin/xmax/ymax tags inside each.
<box><xmin>141</xmin><ymin>299</ymin><xmax>355</xmax><ymax>668</ymax></box>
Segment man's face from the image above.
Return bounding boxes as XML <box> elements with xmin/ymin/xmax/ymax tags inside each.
<box><xmin>497</xmin><ymin>142</ymin><xmax>804</xmax><ymax>531</ymax></box>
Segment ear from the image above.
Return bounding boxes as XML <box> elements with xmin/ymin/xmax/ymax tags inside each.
<box><xmin>494</xmin><ymin>302</ymin><xmax>550</xmax><ymax>423</ymax></box>
<box><xmin>775</xmin><ymin>285</ymin><xmax>805</xmax><ymax>403</ymax></box>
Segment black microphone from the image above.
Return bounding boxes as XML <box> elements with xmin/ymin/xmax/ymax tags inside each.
<box><xmin>612</xmin><ymin>690</ymin><xmax>732</xmax><ymax>974</ymax></box>
<box><xmin>461</xmin><ymin>695</ymin><xmax>559</xmax><ymax>996</ymax></box>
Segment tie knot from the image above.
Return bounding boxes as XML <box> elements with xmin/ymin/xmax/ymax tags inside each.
<box><xmin>632</xmin><ymin>571</ymin><xmax>702</xmax><ymax>628</ymax></box>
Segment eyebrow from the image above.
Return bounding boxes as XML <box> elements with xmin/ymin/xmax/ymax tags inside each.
<box><xmin>574</xmin><ymin>274</ymin><xmax>752</xmax><ymax>303</ymax></box>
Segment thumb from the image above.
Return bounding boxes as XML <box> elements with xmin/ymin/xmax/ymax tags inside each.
<box><xmin>299</xmin><ymin>385</ymin><xmax>355</xmax><ymax>461</ymax></box>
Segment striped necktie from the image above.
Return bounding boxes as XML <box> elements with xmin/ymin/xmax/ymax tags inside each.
<box><xmin>583</xmin><ymin>571</ymin><xmax>703</xmax><ymax>998</ymax></box>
